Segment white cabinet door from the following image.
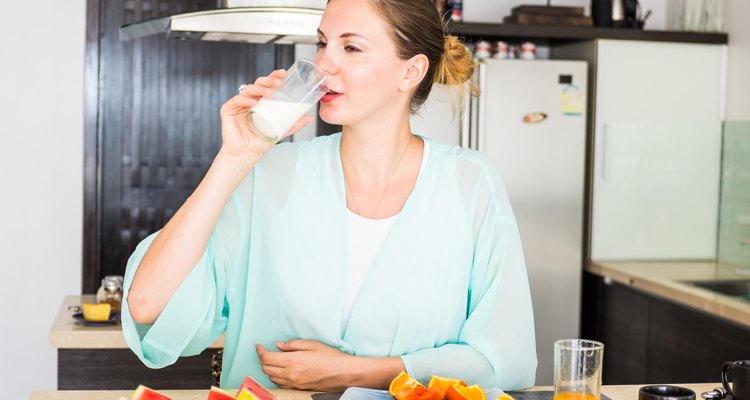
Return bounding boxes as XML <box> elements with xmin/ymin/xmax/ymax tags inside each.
<box><xmin>591</xmin><ymin>40</ymin><xmax>725</xmax><ymax>260</ymax></box>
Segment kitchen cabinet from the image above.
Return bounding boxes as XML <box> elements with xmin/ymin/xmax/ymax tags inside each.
<box><xmin>553</xmin><ymin>39</ymin><xmax>726</xmax><ymax>262</ymax></box>
<box><xmin>51</xmin><ymin>295</ymin><xmax>222</xmax><ymax>390</ymax></box>
<box><xmin>58</xmin><ymin>349</ymin><xmax>215</xmax><ymax>390</ymax></box>
<box><xmin>583</xmin><ymin>272</ymin><xmax>750</xmax><ymax>384</ymax></box>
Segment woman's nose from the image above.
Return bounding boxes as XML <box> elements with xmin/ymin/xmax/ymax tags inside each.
<box><xmin>315</xmin><ymin>49</ymin><xmax>337</xmax><ymax>76</ymax></box>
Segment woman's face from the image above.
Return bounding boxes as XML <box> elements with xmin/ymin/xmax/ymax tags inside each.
<box><xmin>315</xmin><ymin>0</ymin><xmax>409</xmax><ymax>127</ymax></box>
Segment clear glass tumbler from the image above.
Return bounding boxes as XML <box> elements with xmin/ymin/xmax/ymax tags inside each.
<box><xmin>702</xmin><ymin>0</ymin><xmax>727</xmax><ymax>32</ymax></box>
<box><xmin>554</xmin><ymin>339</ymin><xmax>604</xmax><ymax>400</ymax></box>
<box><xmin>249</xmin><ymin>59</ymin><xmax>328</xmax><ymax>142</ymax></box>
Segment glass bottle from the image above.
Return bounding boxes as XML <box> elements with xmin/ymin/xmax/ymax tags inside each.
<box><xmin>96</xmin><ymin>275</ymin><xmax>123</xmax><ymax>312</ymax></box>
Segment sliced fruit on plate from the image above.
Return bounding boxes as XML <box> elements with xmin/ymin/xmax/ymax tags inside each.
<box><xmin>237</xmin><ymin>376</ymin><xmax>276</xmax><ymax>400</ymax></box>
<box><xmin>236</xmin><ymin>388</ymin><xmax>261</xmax><ymax>400</ymax></box>
<box><xmin>445</xmin><ymin>384</ymin><xmax>486</xmax><ymax>400</ymax></box>
<box><xmin>208</xmin><ymin>385</ymin><xmax>237</xmax><ymax>400</ymax></box>
<box><xmin>428</xmin><ymin>376</ymin><xmax>467</xmax><ymax>397</ymax></box>
<box><xmin>389</xmin><ymin>372</ymin><xmax>441</xmax><ymax>400</ymax></box>
<box><xmin>82</xmin><ymin>302</ymin><xmax>111</xmax><ymax>321</ymax></box>
<box><xmin>130</xmin><ymin>385</ymin><xmax>173</xmax><ymax>400</ymax></box>
<box><xmin>389</xmin><ymin>371</ymin><xmax>422</xmax><ymax>398</ymax></box>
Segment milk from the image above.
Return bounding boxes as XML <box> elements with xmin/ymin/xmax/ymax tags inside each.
<box><xmin>250</xmin><ymin>99</ymin><xmax>314</xmax><ymax>141</ymax></box>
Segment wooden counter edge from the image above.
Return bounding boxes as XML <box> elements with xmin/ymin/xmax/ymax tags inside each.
<box><xmin>29</xmin><ymin>384</ymin><xmax>720</xmax><ymax>400</ymax></box>
<box><xmin>49</xmin><ymin>295</ymin><xmax>224</xmax><ymax>349</ymax></box>
<box><xmin>586</xmin><ymin>262</ymin><xmax>750</xmax><ymax>328</ymax></box>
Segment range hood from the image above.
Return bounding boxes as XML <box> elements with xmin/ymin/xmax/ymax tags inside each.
<box><xmin>120</xmin><ymin>0</ymin><xmax>325</xmax><ymax>44</ymax></box>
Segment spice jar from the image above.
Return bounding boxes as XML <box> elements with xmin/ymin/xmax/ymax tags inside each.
<box><xmin>96</xmin><ymin>275</ymin><xmax>123</xmax><ymax>312</ymax></box>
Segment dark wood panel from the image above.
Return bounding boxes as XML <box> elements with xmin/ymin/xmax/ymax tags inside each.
<box><xmin>84</xmin><ymin>0</ymin><xmax>295</xmax><ymax>292</ymax></box>
<box><xmin>583</xmin><ymin>273</ymin><xmax>750</xmax><ymax>385</ymax></box>
<box><xmin>83</xmin><ymin>0</ymin><xmax>102</xmax><ymax>296</ymax></box>
<box><xmin>647</xmin><ymin>297</ymin><xmax>714</xmax><ymax>383</ymax></box>
<box><xmin>709</xmin><ymin>316</ymin><xmax>750</xmax><ymax>376</ymax></box>
<box><xmin>600</xmin><ymin>282</ymin><xmax>650</xmax><ymax>384</ymax></box>
<box><xmin>581</xmin><ymin>271</ymin><xmax>604</xmax><ymax>341</ymax></box>
<box><xmin>58</xmin><ymin>349</ymin><xmax>215</xmax><ymax>390</ymax></box>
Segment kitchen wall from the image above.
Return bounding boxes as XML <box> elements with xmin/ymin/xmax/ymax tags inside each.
<box><xmin>0</xmin><ymin>0</ymin><xmax>748</xmax><ymax>398</ymax></box>
<box><xmin>0</xmin><ymin>1</ymin><xmax>85</xmax><ymax>398</ymax></box>
<box><xmin>725</xmin><ymin>0</ymin><xmax>750</xmax><ymax>120</ymax></box>
<box><xmin>718</xmin><ymin>121</ymin><xmax>750</xmax><ymax>268</ymax></box>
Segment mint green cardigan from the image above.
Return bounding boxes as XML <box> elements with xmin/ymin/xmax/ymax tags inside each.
<box><xmin>121</xmin><ymin>133</ymin><xmax>537</xmax><ymax>390</ymax></box>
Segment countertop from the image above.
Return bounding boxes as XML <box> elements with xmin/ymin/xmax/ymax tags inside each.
<box><xmin>49</xmin><ymin>295</ymin><xmax>224</xmax><ymax>349</ymax></box>
<box><xmin>28</xmin><ymin>384</ymin><xmax>720</xmax><ymax>400</ymax></box>
<box><xmin>587</xmin><ymin>260</ymin><xmax>750</xmax><ymax>327</ymax></box>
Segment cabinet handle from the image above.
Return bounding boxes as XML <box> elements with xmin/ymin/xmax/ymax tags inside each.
<box><xmin>601</xmin><ymin>124</ymin><xmax>608</xmax><ymax>180</ymax></box>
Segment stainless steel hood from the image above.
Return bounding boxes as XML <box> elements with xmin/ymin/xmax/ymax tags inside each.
<box><xmin>119</xmin><ymin>0</ymin><xmax>325</xmax><ymax>45</ymax></box>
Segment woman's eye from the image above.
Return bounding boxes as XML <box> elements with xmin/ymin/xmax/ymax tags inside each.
<box><xmin>344</xmin><ymin>45</ymin><xmax>361</xmax><ymax>53</ymax></box>
<box><xmin>315</xmin><ymin>40</ymin><xmax>327</xmax><ymax>49</ymax></box>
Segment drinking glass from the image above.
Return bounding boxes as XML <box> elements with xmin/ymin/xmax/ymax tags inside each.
<box><xmin>676</xmin><ymin>0</ymin><xmax>704</xmax><ymax>31</ymax></box>
<box><xmin>554</xmin><ymin>339</ymin><xmax>604</xmax><ymax>400</ymax></box>
<box><xmin>702</xmin><ymin>0</ymin><xmax>727</xmax><ymax>32</ymax></box>
<box><xmin>249</xmin><ymin>59</ymin><xmax>328</xmax><ymax>142</ymax></box>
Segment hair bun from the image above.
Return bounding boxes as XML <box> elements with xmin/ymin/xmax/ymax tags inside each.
<box><xmin>434</xmin><ymin>35</ymin><xmax>475</xmax><ymax>86</ymax></box>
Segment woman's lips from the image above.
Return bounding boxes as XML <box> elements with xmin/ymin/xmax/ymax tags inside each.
<box><xmin>321</xmin><ymin>90</ymin><xmax>342</xmax><ymax>103</ymax></box>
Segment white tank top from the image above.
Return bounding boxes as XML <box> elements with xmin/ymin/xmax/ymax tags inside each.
<box><xmin>341</xmin><ymin>139</ymin><xmax>430</xmax><ymax>334</ymax></box>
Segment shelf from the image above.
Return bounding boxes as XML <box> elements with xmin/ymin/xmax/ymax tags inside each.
<box><xmin>448</xmin><ymin>21</ymin><xmax>728</xmax><ymax>45</ymax></box>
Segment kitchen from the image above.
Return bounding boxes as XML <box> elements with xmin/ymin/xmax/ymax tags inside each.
<box><xmin>1</xmin><ymin>0</ymin><xmax>749</xmax><ymax>399</ymax></box>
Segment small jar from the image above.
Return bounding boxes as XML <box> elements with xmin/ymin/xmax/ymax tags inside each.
<box><xmin>96</xmin><ymin>275</ymin><xmax>123</xmax><ymax>312</ymax></box>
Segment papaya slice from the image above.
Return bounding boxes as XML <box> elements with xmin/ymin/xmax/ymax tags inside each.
<box><xmin>445</xmin><ymin>384</ymin><xmax>486</xmax><ymax>400</ymax></box>
<box><xmin>428</xmin><ymin>376</ymin><xmax>466</xmax><ymax>397</ymax></box>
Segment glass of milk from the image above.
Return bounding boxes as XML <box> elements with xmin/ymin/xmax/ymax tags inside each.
<box><xmin>249</xmin><ymin>59</ymin><xmax>328</xmax><ymax>142</ymax></box>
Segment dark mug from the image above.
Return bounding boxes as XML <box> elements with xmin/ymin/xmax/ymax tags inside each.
<box><xmin>639</xmin><ymin>385</ymin><xmax>695</xmax><ymax>400</ymax></box>
<box><xmin>723</xmin><ymin>361</ymin><xmax>750</xmax><ymax>400</ymax></box>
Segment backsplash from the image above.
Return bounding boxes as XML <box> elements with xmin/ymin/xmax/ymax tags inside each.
<box><xmin>718</xmin><ymin>121</ymin><xmax>750</xmax><ymax>268</ymax></box>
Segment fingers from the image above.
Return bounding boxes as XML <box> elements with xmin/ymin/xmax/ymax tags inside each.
<box><xmin>237</xmin><ymin>69</ymin><xmax>286</xmax><ymax>99</ymax></box>
<box><xmin>238</xmin><ymin>84</ymin><xmax>273</xmax><ymax>99</ymax></box>
<box><xmin>256</xmin><ymin>344</ymin><xmax>298</xmax><ymax>389</ymax></box>
<box><xmin>268</xmin><ymin>375</ymin><xmax>295</xmax><ymax>390</ymax></box>
<box><xmin>279</xmin><ymin>114</ymin><xmax>316</xmax><ymax>140</ymax></box>
<box><xmin>256</xmin><ymin>344</ymin><xmax>286</xmax><ymax>367</ymax></box>
<box><xmin>276</xmin><ymin>339</ymin><xmax>318</xmax><ymax>352</ymax></box>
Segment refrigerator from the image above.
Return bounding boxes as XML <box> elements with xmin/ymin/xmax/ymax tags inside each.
<box><xmin>411</xmin><ymin>59</ymin><xmax>588</xmax><ymax>386</ymax></box>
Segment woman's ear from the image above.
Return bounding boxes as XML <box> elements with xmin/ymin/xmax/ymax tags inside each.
<box><xmin>399</xmin><ymin>54</ymin><xmax>429</xmax><ymax>92</ymax></box>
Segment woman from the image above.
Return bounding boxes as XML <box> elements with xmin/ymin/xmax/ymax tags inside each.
<box><xmin>122</xmin><ymin>0</ymin><xmax>537</xmax><ymax>392</ymax></box>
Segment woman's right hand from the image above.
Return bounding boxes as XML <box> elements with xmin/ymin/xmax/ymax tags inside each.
<box><xmin>219</xmin><ymin>69</ymin><xmax>315</xmax><ymax>162</ymax></box>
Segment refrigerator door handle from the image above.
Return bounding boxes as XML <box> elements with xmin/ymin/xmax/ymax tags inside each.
<box><xmin>460</xmin><ymin>80</ymin><xmax>472</xmax><ymax>148</ymax></box>
<box><xmin>601</xmin><ymin>123</ymin><xmax>608</xmax><ymax>180</ymax></box>
<box><xmin>473</xmin><ymin>61</ymin><xmax>487</xmax><ymax>151</ymax></box>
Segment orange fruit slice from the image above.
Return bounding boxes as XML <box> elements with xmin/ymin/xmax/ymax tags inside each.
<box><xmin>390</xmin><ymin>372</ymin><xmax>424</xmax><ymax>400</ymax></box>
<box><xmin>445</xmin><ymin>384</ymin><xmax>486</xmax><ymax>400</ymax></box>
<box><xmin>498</xmin><ymin>393</ymin><xmax>516</xmax><ymax>400</ymax></box>
<box><xmin>428</xmin><ymin>376</ymin><xmax>466</xmax><ymax>397</ymax></box>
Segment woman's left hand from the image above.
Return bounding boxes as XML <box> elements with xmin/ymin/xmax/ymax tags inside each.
<box><xmin>256</xmin><ymin>340</ymin><xmax>355</xmax><ymax>391</ymax></box>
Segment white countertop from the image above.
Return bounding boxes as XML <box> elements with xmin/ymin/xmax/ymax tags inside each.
<box><xmin>49</xmin><ymin>295</ymin><xmax>224</xmax><ymax>349</ymax></box>
<box><xmin>587</xmin><ymin>260</ymin><xmax>750</xmax><ymax>327</ymax></box>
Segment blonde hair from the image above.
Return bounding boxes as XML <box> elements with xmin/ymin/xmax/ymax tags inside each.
<box><xmin>367</xmin><ymin>0</ymin><xmax>479</xmax><ymax>114</ymax></box>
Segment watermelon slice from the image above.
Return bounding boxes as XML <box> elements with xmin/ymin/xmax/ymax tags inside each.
<box><xmin>237</xmin><ymin>376</ymin><xmax>276</xmax><ymax>400</ymax></box>
<box><xmin>236</xmin><ymin>388</ymin><xmax>262</xmax><ymax>400</ymax></box>
<box><xmin>208</xmin><ymin>386</ymin><xmax>237</xmax><ymax>400</ymax></box>
<box><xmin>130</xmin><ymin>385</ymin><xmax>173</xmax><ymax>400</ymax></box>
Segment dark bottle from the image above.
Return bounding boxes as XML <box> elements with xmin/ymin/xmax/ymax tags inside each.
<box><xmin>592</xmin><ymin>0</ymin><xmax>613</xmax><ymax>27</ymax></box>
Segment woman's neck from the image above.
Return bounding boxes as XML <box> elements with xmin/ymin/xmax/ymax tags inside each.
<box><xmin>340</xmin><ymin>116</ymin><xmax>416</xmax><ymax>189</ymax></box>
